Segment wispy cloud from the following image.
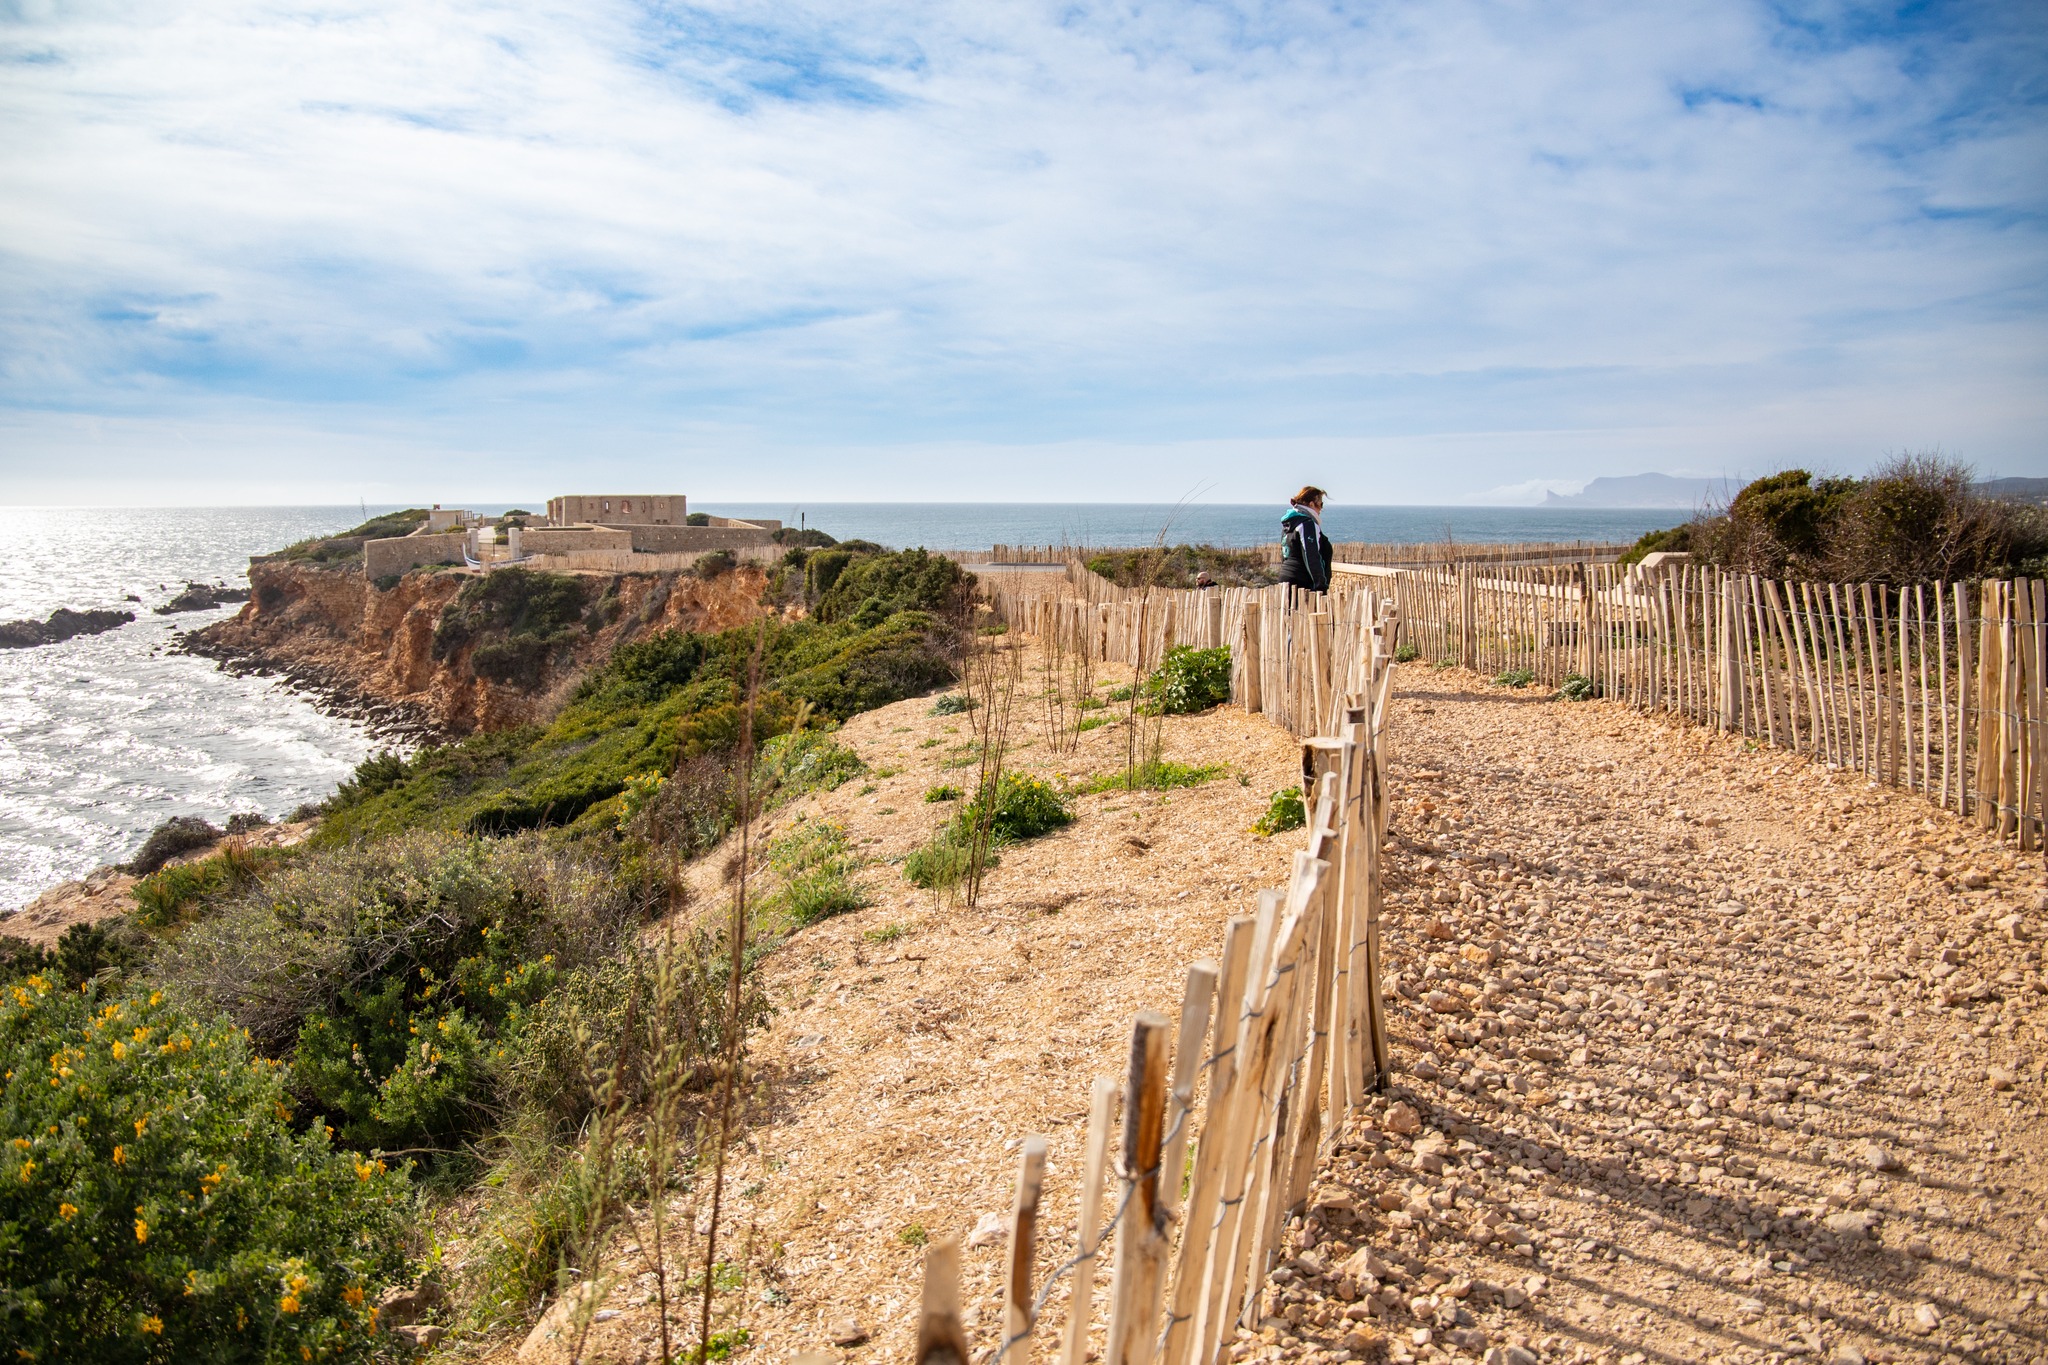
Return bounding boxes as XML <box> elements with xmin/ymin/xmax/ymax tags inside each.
<box><xmin>0</xmin><ymin>0</ymin><xmax>2041</xmax><ymax>503</ymax></box>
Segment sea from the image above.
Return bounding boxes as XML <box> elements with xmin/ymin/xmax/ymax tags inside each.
<box><xmin>0</xmin><ymin>502</ymin><xmax>1682</xmax><ymax>909</ymax></box>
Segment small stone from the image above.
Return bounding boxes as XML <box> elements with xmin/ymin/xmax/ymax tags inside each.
<box><xmin>1340</xmin><ymin>1328</ymin><xmax>1380</xmax><ymax>1353</ymax></box>
<box><xmin>1425</xmin><ymin>919</ymin><xmax>1456</xmax><ymax>940</ymax></box>
<box><xmin>1501</xmin><ymin>1287</ymin><xmax>1526</xmax><ymax>1309</ymax></box>
<box><xmin>1824</xmin><ymin>1210</ymin><xmax>1876</xmax><ymax>1239</ymax></box>
<box><xmin>966</xmin><ymin>1211</ymin><xmax>1006</xmax><ymax>1247</ymax></box>
<box><xmin>1337</xmin><ymin>1246</ymin><xmax>1391</xmax><ymax>1281</ymax></box>
<box><xmin>1520</xmin><ymin>1044</ymin><xmax>1561</xmax><ymax>1063</ymax></box>
<box><xmin>1411</xmin><ymin>1058</ymin><xmax>1441</xmax><ymax>1081</ymax></box>
<box><xmin>396</xmin><ymin>1324</ymin><xmax>447</xmax><ymax>1348</ymax></box>
<box><xmin>1912</xmin><ymin>1302</ymin><xmax>1940</xmax><ymax>1333</ymax></box>
<box><xmin>1830</xmin><ymin>1347</ymin><xmax>1866</xmax><ymax>1365</ymax></box>
<box><xmin>1959</xmin><ymin>869</ymin><xmax>1990</xmax><ymax>890</ymax></box>
<box><xmin>827</xmin><ymin>1318</ymin><xmax>869</xmax><ymax>1347</ymax></box>
<box><xmin>1905</xmin><ymin>1236</ymin><xmax>1933</xmax><ymax>1259</ymax></box>
<box><xmin>1384</xmin><ymin>1102</ymin><xmax>1422</xmax><ymax>1135</ymax></box>
<box><xmin>1860</xmin><ymin>1144</ymin><xmax>1901</xmax><ymax>1172</ymax></box>
<box><xmin>1987</xmin><ymin>1068</ymin><xmax>2017</xmax><ymax>1091</ymax></box>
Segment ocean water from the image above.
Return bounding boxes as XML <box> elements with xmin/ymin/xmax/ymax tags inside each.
<box><xmin>0</xmin><ymin>500</ymin><xmax>1681</xmax><ymax>910</ymax></box>
<box><xmin>0</xmin><ymin>507</ymin><xmax>391</xmax><ymax>910</ymax></box>
<box><xmin>696</xmin><ymin>502</ymin><xmax>1685</xmax><ymax>551</ymax></box>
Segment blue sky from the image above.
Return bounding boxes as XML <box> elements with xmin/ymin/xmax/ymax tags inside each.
<box><xmin>0</xmin><ymin>0</ymin><xmax>2043</xmax><ymax>505</ymax></box>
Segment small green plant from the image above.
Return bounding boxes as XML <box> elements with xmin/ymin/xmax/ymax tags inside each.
<box><xmin>1144</xmin><ymin>645</ymin><xmax>1232</xmax><ymax>714</ymax></box>
<box><xmin>1081</xmin><ymin>760</ymin><xmax>1227</xmax><ymax>794</ymax></box>
<box><xmin>904</xmin><ymin>829</ymin><xmax>981</xmax><ymax>893</ymax></box>
<box><xmin>918</xmin><ymin>737</ymin><xmax>941</xmax><ymax>749</ymax></box>
<box><xmin>928</xmin><ymin>693</ymin><xmax>975</xmax><ymax>715</ymax></box>
<box><xmin>863</xmin><ymin>922</ymin><xmax>908</xmax><ymax>944</ymax></box>
<box><xmin>757</xmin><ymin>728</ymin><xmax>866</xmax><ymax>802</ymax></box>
<box><xmin>1393</xmin><ymin>643</ymin><xmax>1420</xmax><ymax>663</ymax></box>
<box><xmin>130</xmin><ymin>843</ymin><xmax>279</xmax><ymax>927</ymax></box>
<box><xmin>1493</xmin><ymin>667</ymin><xmax>1537</xmax><ymax>688</ymax></box>
<box><xmin>705</xmin><ymin>1328</ymin><xmax>752</xmax><ymax>1359</ymax></box>
<box><xmin>1076</xmin><ymin>715</ymin><xmax>1112</xmax><ymax>734</ymax></box>
<box><xmin>765</xmin><ymin>823</ymin><xmax>871</xmax><ymax>927</ymax></box>
<box><xmin>1104</xmin><ymin>684</ymin><xmax>1134</xmax><ymax>702</ymax></box>
<box><xmin>924</xmin><ymin>784</ymin><xmax>961</xmax><ymax>802</ymax></box>
<box><xmin>858</xmin><ymin>783</ymin><xmax>878</xmax><ymax>795</ymax></box>
<box><xmin>1075</xmin><ymin>695</ymin><xmax>1106</xmax><ymax>711</ymax></box>
<box><xmin>966</xmin><ymin>773</ymin><xmax>1074</xmax><ymax>841</ymax></box>
<box><xmin>1556</xmin><ymin>673</ymin><xmax>1600</xmax><ymax>702</ymax></box>
<box><xmin>1252</xmin><ymin>787</ymin><xmax>1307</xmax><ymax>836</ymax></box>
<box><xmin>897</xmin><ymin>1223</ymin><xmax>929</xmax><ymax>1246</ymax></box>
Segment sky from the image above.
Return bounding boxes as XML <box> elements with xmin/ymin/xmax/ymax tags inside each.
<box><xmin>0</xmin><ymin>0</ymin><xmax>2043</xmax><ymax>506</ymax></box>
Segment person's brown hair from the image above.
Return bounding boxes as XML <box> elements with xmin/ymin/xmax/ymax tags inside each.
<box><xmin>1293</xmin><ymin>485</ymin><xmax>1327</xmax><ymax>506</ymax></box>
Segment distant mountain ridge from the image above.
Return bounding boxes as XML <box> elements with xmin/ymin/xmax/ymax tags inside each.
<box><xmin>1542</xmin><ymin>473</ymin><xmax>1735</xmax><ymax>509</ymax></box>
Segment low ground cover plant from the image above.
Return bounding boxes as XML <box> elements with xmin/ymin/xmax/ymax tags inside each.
<box><xmin>1144</xmin><ymin>645</ymin><xmax>1232</xmax><ymax>714</ymax></box>
<box><xmin>0</xmin><ymin>975</ymin><xmax>413</xmax><ymax>1360</ymax></box>
<box><xmin>1080</xmin><ymin>760</ymin><xmax>1227</xmax><ymax>794</ymax></box>
<box><xmin>1253</xmin><ymin>787</ymin><xmax>1307</xmax><ymax>835</ymax></box>
<box><xmin>1493</xmin><ymin>668</ymin><xmax>1536</xmax><ymax>689</ymax></box>
<box><xmin>763</xmin><ymin>822</ymin><xmax>871</xmax><ymax>927</ymax></box>
<box><xmin>1557</xmin><ymin>673</ymin><xmax>1600</xmax><ymax>702</ymax></box>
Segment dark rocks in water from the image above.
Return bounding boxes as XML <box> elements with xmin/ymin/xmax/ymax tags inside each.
<box><xmin>155</xmin><ymin>581</ymin><xmax>253</xmax><ymax>615</ymax></box>
<box><xmin>0</xmin><ymin>607</ymin><xmax>135</xmax><ymax>649</ymax></box>
<box><xmin>124</xmin><ymin>816</ymin><xmax>222</xmax><ymax>876</ymax></box>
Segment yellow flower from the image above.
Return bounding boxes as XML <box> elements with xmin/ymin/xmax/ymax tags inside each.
<box><xmin>112</xmin><ymin>1144</ymin><xmax>125</xmax><ymax>1164</ymax></box>
<box><xmin>279</xmin><ymin>1294</ymin><xmax>301</xmax><ymax>1315</ymax></box>
<box><xmin>132</xmin><ymin>1026</ymin><xmax>152</xmax><ymax>1043</ymax></box>
<box><xmin>274</xmin><ymin>1102</ymin><xmax>293</xmax><ymax>1121</ymax></box>
<box><xmin>17</xmin><ymin>1161</ymin><xmax>32</xmax><ymax>1183</ymax></box>
<box><xmin>149</xmin><ymin>991</ymin><xmax>161</xmax><ymax>1006</ymax></box>
<box><xmin>133</xmin><ymin>1116</ymin><xmax>147</xmax><ymax>1137</ymax></box>
<box><xmin>8</xmin><ymin>1139</ymin><xmax>25</xmax><ymax>1151</ymax></box>
<box><xmin>134</xmin><ymin>1218</ymin><xmax>148</xmax><ymax>1243</ymax></box>
<box><xmin>58</xmin><ymin>1202</ymin><xmax>76</xmax><ymax>1221</ymax></box>
<box><xmin>140</xmin><ymin>1316</ymin><xmax>163</xmax><ymax>1336</ymax></box>
<box><xmin>343</xmin><ymin>1284</ymin><xmax>365</xmax><ymax>1307</ymax></box>
<box><xmin>111</xmin><ymin>1041</ymin><xmax>127</xmax><ymax>1061</ymax></box>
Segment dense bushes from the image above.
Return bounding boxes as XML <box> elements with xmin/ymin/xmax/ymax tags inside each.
<box><xmin>275</xmin><ymin>509</ymin><xmax>430</xmax><ymax>567</ymax></box>
<box><xmin>0</xmin><ymin>976</ymin><xmax>412</xmax><ymax>1360</ymax></box>
<box><xmin>1086</xmin><ymin>545</ymin><xmax>1275</xmax><ymax>589</ymax></box>
<box><xmin>159</xmin><ymin>832</ymin><xmax>643</xmax><ymax>1152</ymax></box>
<box><xmin>432</xmin><ymin>569</ymin><xmax>592</xmax><ymax>690</ymax></box>
<box><xmin>318</xmin><ymin>550</ymin><xmax>964</xmax><ymax>846</ymax></box>
<box><xmin>1635</xmin><ymin>458</ymin><xmax>2048</xmax><ymax>584</ymax></box>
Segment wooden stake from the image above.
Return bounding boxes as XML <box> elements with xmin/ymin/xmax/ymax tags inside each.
<box><xmin>1104</xmin><ymin>1012</ymin><xmax>1172</xmax><ymax>1365</ymax></box>
<box><xmin>1061</xmin><ymin>1079</ymin><xmax>1118</xmax><ymax>1365</ymax></box>
<box><xmin>1002</xmin><ymin>1137</ymin><xmax>1051</xmax><ymax>1364</ymax></box>
<box><xmin>916</xmin><ymin>1239</ymin><xmax>971</xmax><ymax>1365</ymax></box>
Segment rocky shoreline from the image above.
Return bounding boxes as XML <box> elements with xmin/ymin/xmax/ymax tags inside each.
<box><xmin>173</xmin><ymin>629</ymin><xmax>446</xmax><ymax>746</ymax></box>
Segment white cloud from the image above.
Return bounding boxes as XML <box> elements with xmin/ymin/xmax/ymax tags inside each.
<box><xmin>0</xmin><ymin>0</ymin><xmax>2042</xmax><ymax>501</ymax></box>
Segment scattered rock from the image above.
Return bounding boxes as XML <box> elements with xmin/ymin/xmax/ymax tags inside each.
<box><xmin>1824</xmin><ymin>1210</ymin><xmax>1877</xmax><ymax>1239</ymax></box>
<box><xmin>1912</xmin><ymin>1302</ymin><xmax>1941</xmax><ymax>1333</ymax></box>
<box><xmin>827</xmin><ymin>1319</ymin><xmax>869</xmax><ymax>1347</ymax></box>
<box><xmin>1860</xmin><ymin>1144</ymin><xmax>1902</xmax><ymax>1173</ymax></box>
<box><xmin>376</xmin><ymin>1278</ymin><xmax>447</xmax><ymax>1328</ymax></box>
<box><xmin>395</xmin><ymin>1324</ymin><xmax>446</xmax><ymax>1348</ymax></box>
<box><xmin>154</xmin><ymin>581</ymin><xmax>252</xmax><ymax>614</ymax></box>
<box><xmin>1905</xmin><ymin>1236</ymin><xmax>1933</xmax><ymax>1259</ymax></box>
<box><xmin>1382</xmin><ymin>1102</ymin><xmax>1421</xmax><ymax>1135</ymax></box>
<box><xmin>0</xmin><ymin>606</ymin><xmax>133</xmax><ymax>649</ymax></box>
<box><xmin>966</xmin><ymin>1211</ymin><xmax>1006</xmax><ymax>1248</ymax></box>
<box><xmin>1987</xmin><ymin>1067</ymin><xmax>2017</xmax><ymax>1091</ymax></box>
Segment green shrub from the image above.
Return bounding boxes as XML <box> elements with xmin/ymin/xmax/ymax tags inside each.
<box><xmin>928</xmin><ymin>693</ymin><xmax>975</xmax><ymax>715</ymax></box>
<box><xmin>756</xmin><ymin>729</ymin><xmax>866</xmax><ymax>803</ymax></box>
<box><xmin>1145</xmin><ymin>645</ymin><xmax>1232</xmax><ymax>714</ymax></box>
<box><xmin>1557</xmin><ymin>673</ymin><xmax>1600</xmax><ymax>702</ymax></box>
<box><xmin>1392</xmin><ymin>643</ymin><xmax>1420</xmax><ymax>663</ymax></box>
<box><xmin>0</xmin><ymin>976</ymin><xmax>412</xmax><ymax>1360</ymax></box>
<box><xmin>694</xmin><ymin>549</ymin><xmax>737</xmax><ymax>579</ymax></box>
<box><xmin>131</xmin><ymin>844</ymin><xmax>281</xmax><ymax>928</ymax></box>
<box><xmin>924</xmin><ymin>784</ymin><xmax>960</xmax><ymax>802</ymax></box>
<box><xmin>159</xmin><ymin>832</ymin><xmax>641</xmax><ymax>1153</ymax></box>
<box><xmin>45</xmin><ymin>920</ymin><xmax>151</xmax><ymax>989</ymax></box>
<box><xmin>764</xmin><ymin>823</ymin><xmax>870</xmax><ymax>927</ymax></box>
<box><xmin>1076</xmin><ymin>715</ymin><xmax>1112</xmax><ymax>733</ymax></box>
<box><xmin>1104</xmin><ymin>684</ymin><xmax>1134</xmax><ymax>702</ymax></box>
<box><xmin>432</xmin><ymin>568</ymin><xmax>590</xmax><ymax>691</ymax></box>
<box><xmin>1493</xmin><ymin>668</ymin><xmax>1536</xmax><ymax>689</ymax></box>
<box><xmin>965</xmin><ymin>774</ymin><xmax>1073</xmax><ymax>842</ymax></box>
<box><xmin>903</xmin><ymin>829</ymin><xmax>980</xmax><ymax>893</ymax></box>
<box><xmin>1082</xmin><ymin>760</ymin><xmax>1227</xmax><ymax>794</ymax></box>
<box><xmin>1252</xmin><ymin>788</ymin><xmax>1306</xmax><ymax>836</ymax></box>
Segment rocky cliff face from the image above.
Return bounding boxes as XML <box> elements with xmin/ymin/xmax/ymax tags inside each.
<box><xmin>184</xmin><ymin>560</ymin><xmax>777</xmax><ymax>737</ymax></box>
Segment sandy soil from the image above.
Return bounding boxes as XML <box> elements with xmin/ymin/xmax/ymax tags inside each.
<box><xmin>1257</xmin><ymin>669</ymin><xmax>2047</xmax><ymax>1365</ymax></box>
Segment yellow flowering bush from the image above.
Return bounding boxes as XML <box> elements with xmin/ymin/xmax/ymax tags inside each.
<box><xmin>0</xmin><ymin>977</ymin><xmax>410</xmax><ymax>1360</ymax></box>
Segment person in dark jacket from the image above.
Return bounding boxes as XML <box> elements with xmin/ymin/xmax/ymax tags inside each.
<box><xmin>1277</xmin><ymin>485</ymin><xmax>1332</xmax><ymax>592</ymax></box>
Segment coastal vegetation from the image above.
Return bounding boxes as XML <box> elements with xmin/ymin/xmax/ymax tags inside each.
<box><xmin>0</xmin><ymin>541</ymin><xmax>971</xmax><ymax>1359</ymax></box>
<box><xmin>1621</xmin><ymin>456</ymin><xmax>2048</xmax><ymax>583</ymax></box>
<box><xmin>275</xmin><ymin>508</ymin><xmax>431</xmax><ymax>566</ymax></box>
<box><xmin>1086</xmin><ymin>542</ymin><xmax>1275</xmax><ymax>589</ymax></box>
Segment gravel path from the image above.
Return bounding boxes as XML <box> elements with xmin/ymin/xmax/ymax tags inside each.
<box><xmin>1260</xmin><ymin>669</ymin><xmax>2048</xmax><ymax>1365</ymax></box>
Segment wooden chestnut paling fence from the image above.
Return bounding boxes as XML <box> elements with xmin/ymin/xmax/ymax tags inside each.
<box><xmin>919</xmin><ymin>581</ymin><xmax>1398</xmax><ymax>1365</ymax></box>
<box><xmin>1377</xmin><ymin>560</ymin><xmax>2048</xmax><ymax>850</ymax></box>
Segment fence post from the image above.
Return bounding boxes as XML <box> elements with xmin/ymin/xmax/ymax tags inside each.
<box><xmin>1104</xmin><ymin>1012</ymin><xmax>1172</xmax><ymax>1365</ymax></box>
<box><xmin>1459</xmin><ymin>566</ymin><xmax>1475</xmax><ymax>669</ymax></box>
<box><xmin>916</xmin><ymin>1239</ymin><xmax>971</xmax><ymax>1365</ymax></box>
<box><xmin>1003</xmin><ymin>1137</ymin><xmax>1050</xmax><ymax>1364</ymax></box>
<box><xmin>1060</xmin><ymin>1080</ymin><xmax>1118</xmax><ymax>1365</ymax></box>
<box><xmin>1239</xmin><ymin>601</ymin><xmax>1263</xmax><ymax>713</ymax></box>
